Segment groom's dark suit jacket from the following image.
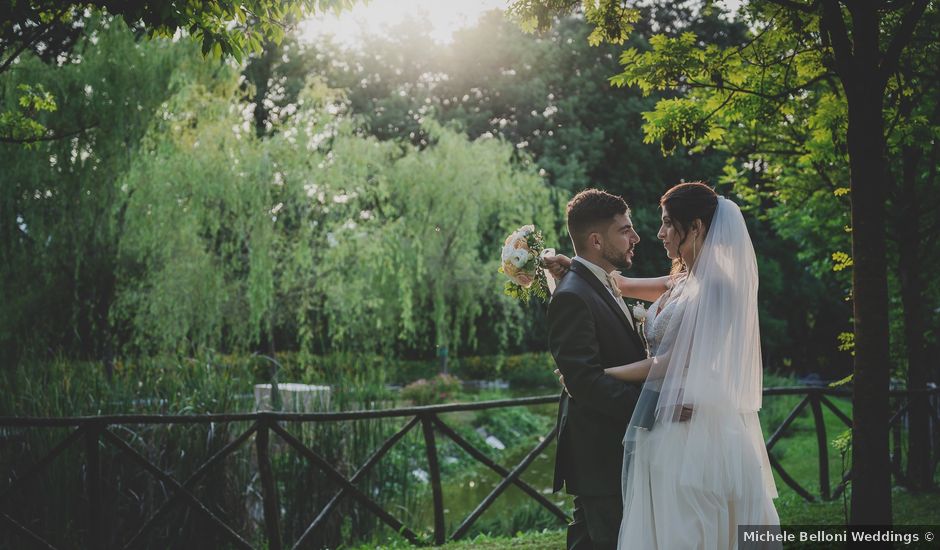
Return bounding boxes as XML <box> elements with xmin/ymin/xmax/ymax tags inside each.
<box><xmin>548</xmin><ymin>260</ymin><xmax>646</xmax><ymax>496</ymax></box>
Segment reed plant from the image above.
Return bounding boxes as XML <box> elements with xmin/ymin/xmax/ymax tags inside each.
<box><xmin>5</xmin><ymin>360</ymin><xmax>850</xmax><ymax>548</ymax></box>
<box><xmin>0</xmin><ymin>354</ymin><xmax>426</xmax><ymax>548</ymax></box>
<box><xmin>1</xmin><ymin>352</ymin><xmax>563</xmax><ymax>547</ymax></box>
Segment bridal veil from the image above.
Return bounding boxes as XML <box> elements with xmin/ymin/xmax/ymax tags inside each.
<box><xmin>621</xmin><ymin>196</ymin><xmax>778</xmax><ymax>507</ymax></box>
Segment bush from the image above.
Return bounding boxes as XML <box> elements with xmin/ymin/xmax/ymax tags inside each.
<box><xmin>501</xmin><ymin>353</ymin><xmax>557</xmax><ymax>388</ymax></box>
<box><xmin>454</xmin><ymin>355</ymin><xmax>504</xmax><ymax>379</ymax></box>
<box><xmin>472</xmin><ymin>406</ymin><xmax>552</xmax><ymax>445</ymax></box>
<box><xmin>227</xmin><ymin>351</ymin><xmax>556</xmax><ymax>390</ymax></box>
<box><xmin>401</xmin><ymin>373</ymin><xmax>463</xmax><ymax>405</ymax></box>
<box><xmin>451</xmin><ymin>353</ymin><xmax>556</xmax><ymax>388</ymax></box>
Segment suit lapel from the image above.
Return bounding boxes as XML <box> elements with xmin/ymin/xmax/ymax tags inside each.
<box><xmin>570</xmin><ymin>262</ymin><xmax>644</xmax><ymax>351</ymax></box>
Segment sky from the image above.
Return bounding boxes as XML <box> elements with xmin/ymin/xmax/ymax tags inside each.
<box><xmin>299</xmin><ymin>0</ymin><xmax>512</xmax><ymax>47</ymax></box>
<box><xmin>298</xmin><ymin>0</ymin><xmax>746</xmax><ymax>48</ymax></box>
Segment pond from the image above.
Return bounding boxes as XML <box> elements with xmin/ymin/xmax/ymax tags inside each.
<box><xmin>431</xmin><ymin>429</ymin><xmax>573</xmax><ymax>536</ymax></box>
<box><xmin>402</xmin><ymin>388</ymin><xmax>574</xmax><ymax>538</ymax></box>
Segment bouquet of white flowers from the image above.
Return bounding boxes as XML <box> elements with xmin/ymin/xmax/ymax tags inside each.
<box><xmin>498</xmin><ymin>225</ymin><xmax>555</xmax><ymax>303</ymax></box>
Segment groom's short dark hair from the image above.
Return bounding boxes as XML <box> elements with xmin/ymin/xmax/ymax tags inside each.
<box><xmin>566</xmin><ymin>189</ymin><xmax>629</xmax><ymax>252</ymax></box>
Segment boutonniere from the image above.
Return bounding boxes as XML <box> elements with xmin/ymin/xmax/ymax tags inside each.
<box><xmin>632</xmin><ymin>303</ymin><xmax>648</xmax><ymax>325</ymax></box>
<box><xmin>632</xmin><ymin>302</ymin><xmax>650</xmax><ymax>354</ymax></box>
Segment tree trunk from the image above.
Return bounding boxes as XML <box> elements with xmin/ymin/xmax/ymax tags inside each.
<box><xmin>842</xmin><ymin>5</ymin><xmax>893</xmax><ymax>526</ymax></box>
<box><xmin>246</xmin><ymin>39</ymin><xmax>278</xmax><ymax>138</ymax></box>
<box><xmin>897</xmin><ymin>137</ymin><xmax>932</xmax><ymax>490</ymax></box>
<box><xmin>846</xmin><ymin>89</ymin><xmax>893</xmax><ymax>524</ymax></box>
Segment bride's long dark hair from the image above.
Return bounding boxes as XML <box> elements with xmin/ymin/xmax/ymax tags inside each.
<box><xmin>660</xmin><ymin>182</ymin><xmax>719</xmax><ymax>276</ymax></box>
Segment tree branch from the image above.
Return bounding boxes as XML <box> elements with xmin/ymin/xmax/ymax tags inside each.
<box><xmin>0</xmin><ymin>26</ymin><xmax>52</xmax><ymax>75</ymax></box>
<box><xmin>883</xmin><ymin>0</ymin><xmax>916</xmax><ymax>12</ymax></box>
<box><xmin>685</xmin><ymin>72</ymin><xmax>831</xmax><ymax>101</ymax></box>
<box><xmin>762</xmin><ymin>0</ymin><xmax>820</xmax><ymax>14</ymax></box>
<box><xmin>752</xmin><ymin>148</ymin><xmax>808</xmax><ymax>157</ymax></box>
<box><xmin>811</xmin><ymin>160</ymin><xmax>840</xmax><ymax>190</ymax></box>
<box><xmin>717</xmin><ymin>14</ymin><xmax>777</xmax><ymax>67</ymax></box>
<box><xmin>820</xmin><ymin>0</ymin><xmax>855</xmax><ymax>74</ymax></box>
<box><xmin>879</xmin><ymin>0</ymin><xmax>929</xmax><ymax>82</ymax></box>
<box><xmin>0</xmin><ymin>6</ymin><xmax>70</xmax><ymax>75</ymax></box>
<box><xmin>0</xmin><ymin>123</ymin><xmax>98</xmax><ymax>144</ymax></box>
<box><xmin>700</xmin><ymin>91</ymin><xmax>736</xmax><ymax>126</ymax></box>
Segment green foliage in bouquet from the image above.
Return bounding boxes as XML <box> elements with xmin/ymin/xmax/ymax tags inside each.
<box><xmin>500</xmin><ymin>268</ymin><xmax>551</xmax><ymax>304</ymax></box>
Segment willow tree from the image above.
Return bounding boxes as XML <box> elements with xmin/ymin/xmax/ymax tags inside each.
<box><xmin>307</xmin><ymin>119</ymin><xmax>557</xmax><ymax>356</ymax></box>
<box><xmin>113</xmin><ymin>62</ymin><xmax>279</xmax><ymax>356</ymax></box>
<box><xmin>0</xmin><ymin>18</ymin><xmax>191</xmax><ymax>362</ymax></box>
<box><xmin>509</xmin><ymin>0</ymin><xmax>933</xmax><ymax>524</ymax></box>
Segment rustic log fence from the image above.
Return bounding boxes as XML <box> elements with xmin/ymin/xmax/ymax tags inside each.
<box><xmin>1</xmin><ymin>387</ymin><xmax>938</xmax><ymax>549</ymax></box>
<box><xmin>762</xmin><ymin>386</ymin><xmax>940</xmax><ymax>503</ymax></box>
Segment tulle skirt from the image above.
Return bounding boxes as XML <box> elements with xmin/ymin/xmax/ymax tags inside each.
<box><xmin>618</xmin><ymin>412</ymin><xmax>780</xmax><ymax>549</ymax></box>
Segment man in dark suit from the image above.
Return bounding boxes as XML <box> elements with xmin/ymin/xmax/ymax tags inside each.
<box><xmin>548</xmin><ymin>189</ymin><xmax>647</xmax><ymax>550</ymax></box>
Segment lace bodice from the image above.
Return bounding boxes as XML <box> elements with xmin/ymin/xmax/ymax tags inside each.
<box><xmin>644</xmin><ymin>277</ymin><xmax>686</xmax><ymax>356</ymax></box>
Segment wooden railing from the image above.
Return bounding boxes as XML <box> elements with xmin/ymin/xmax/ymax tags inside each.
<box><xmin>761</xmin><ymin>386</ymin><xmax>940</xmax><ymax>503</ymax></box>
<box><xmin>0</xmin><ymin>396</ymin><xmax>562</xmax><ymax>549</ymax></box>
<box><xmin>1</xmin><ymin>387</ymin><xmax>938</xmax><ymax>549</ymax></box>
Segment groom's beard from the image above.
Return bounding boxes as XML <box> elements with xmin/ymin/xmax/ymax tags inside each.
<box><xmin>603</xmin><ymin>245</ymin><xmax>633</xmax><ymax>271</ymax></box>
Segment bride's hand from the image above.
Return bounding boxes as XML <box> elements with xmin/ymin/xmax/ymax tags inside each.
<box><xmin>543</xmin><ymin>253</ymin><xmax>572</xmax><ymax>282</ymax></box>
<box><xmin>553</xmin><ymin>369</ymin><xmax>572</xmax><ymax>398</ymax></box>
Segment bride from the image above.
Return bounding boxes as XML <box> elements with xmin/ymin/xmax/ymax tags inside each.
<box><xmin>548</xmin><ymin>182</ymin><xmax>780</xmax><ymax>549</ymax></box>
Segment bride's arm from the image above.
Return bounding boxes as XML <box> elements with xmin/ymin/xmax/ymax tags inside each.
<box><xmin>604</xmin><ymin>357</ymin><xmax>654</xmax><ymax>382</ymax></box>
<box><xmin>543</xmin><ymin>254</ymin><xmax>671</xmax><ymax>302</ymax></box>
<box><xmin>611</xmin><ymin>274</ymin><xmax>670</xmax><ymax>302</ymax></box>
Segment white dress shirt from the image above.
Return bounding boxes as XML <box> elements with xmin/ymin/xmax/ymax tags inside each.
<box><xmin>573</xmin><ymin>256</ymin><xmax>634</xmax><ymax>329</ymax></box>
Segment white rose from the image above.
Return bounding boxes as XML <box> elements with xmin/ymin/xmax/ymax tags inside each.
<box><xmin>510</xmin><ymin>248</ymin><xmax>530</xmax><ymax>268</ymax></box>
<box><xmin>632</xmin><ymin>303</ymin><xmax>648</xmax><ymax>322</ymax></box>
<box><xmin>501</xmin><ymin>243</ymin><xmax>515</xmax><ymax>261</ymax></box>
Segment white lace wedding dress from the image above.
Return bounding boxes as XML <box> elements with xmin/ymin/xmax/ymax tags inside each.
<box><xmin>616</xmin><ymin>287</ymin><xmax>779</xmax><ymax>549</ymax></box>
<box><xmin>617</xmin><ymin>199</ymin><xmax>781</xmax><ymax>550</ymax></box>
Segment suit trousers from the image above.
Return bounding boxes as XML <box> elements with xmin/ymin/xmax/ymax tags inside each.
<box><xmin>567</xmin><ymin>494</ymin><xmax>622</xmax><ymax>550</ymax></box>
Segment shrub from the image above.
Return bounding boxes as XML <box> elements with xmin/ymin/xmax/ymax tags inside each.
<box><xmin>502</xmin><ymin>353</ymin><xmax>557</xmax><ymax>388</ymax></box>
<box><xmin>236</xmin><ymin>351</ymin><xmax>556</xmax><ymax>389</ymax></box>
<box><xmin>472</xmin><ymin>406</ymin><xmax>552</xmax><ymax>444</ymax></box>
<box><xmin>401</xmin><ymin>373</ymin><xmax>463</xmax><ymax>405</ymax></box>
<box><xmin>454</xmin><ymin>355</ymin><xmax>504</xmax><ymax>379</ymax></box>
<box><xmin>451</xmin><ymin>353</ymin><xmax>556</xmax><ymax>388</ymax></box>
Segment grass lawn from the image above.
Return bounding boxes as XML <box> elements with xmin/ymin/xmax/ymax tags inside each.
<box><xmin>348</xmin><ymin>488</ymin><xmax>940</xmax><ymax>549</ymax></box>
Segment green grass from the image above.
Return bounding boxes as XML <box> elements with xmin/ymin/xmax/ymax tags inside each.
<box><xmin>345</xmin><ymin>528</ymin><xmax>567</xmax><ymax>549</ymax></box>
<box><xmin>347</xmin><ymin>489</ymin><xmax>940</xmax><ymax>550</ymax></box>
<box><xmin>761</xmin><ymin>372</ymin><xmax>855</xmax><ymax>505</ymax></box>
<box><xmin>774</xmin><ymin>486</ymin><xmax>940</xmax><ymax>525</ymax></box>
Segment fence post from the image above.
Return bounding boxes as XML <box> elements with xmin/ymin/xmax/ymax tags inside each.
<box><xmin>257</xmin><ymin>416</ymin><xmax>282</xmax><ymax>550</ymax></box>
<box><xmin>421</xmin><ymin>413</ymin><xmax>445</xmax><ymax>545</ymax></box>
<box><xmin>809</xmin><ymin>392</ymin><xmax>830</xmax><ymax>500</ymax></box>
<box><xmin>85</xmin><ymin>422</ymin><xmax>103</xmax><ymax>550</ymax></box>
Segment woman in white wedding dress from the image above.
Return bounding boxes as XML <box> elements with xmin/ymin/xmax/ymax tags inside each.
<box><xmin>549</xmin><ymin>183</ymin><xmax>780</xmax><ymax>549</ymax></box>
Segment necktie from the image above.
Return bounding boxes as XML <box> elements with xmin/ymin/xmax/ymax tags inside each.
<box><xmin>605</xmin><ymin>270</ymin><xmax>634</xmax><ymax>329</ymax></box>
<box><xmin>606</xmin><ymin>271</ymin><xmax>622</xmax><ymax>298</ymax></box>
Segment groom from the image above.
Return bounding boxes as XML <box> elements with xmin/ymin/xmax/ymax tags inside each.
<box><xmin>548</xmin><ymin>189</ymin><xmax>646</xmax><ymax>550</ymax></box>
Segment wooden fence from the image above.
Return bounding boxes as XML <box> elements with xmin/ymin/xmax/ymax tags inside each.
<box><xmin>1</xmin><ymin>387</ymin><xmax>937</xmax><ymax>549</ymax></box>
